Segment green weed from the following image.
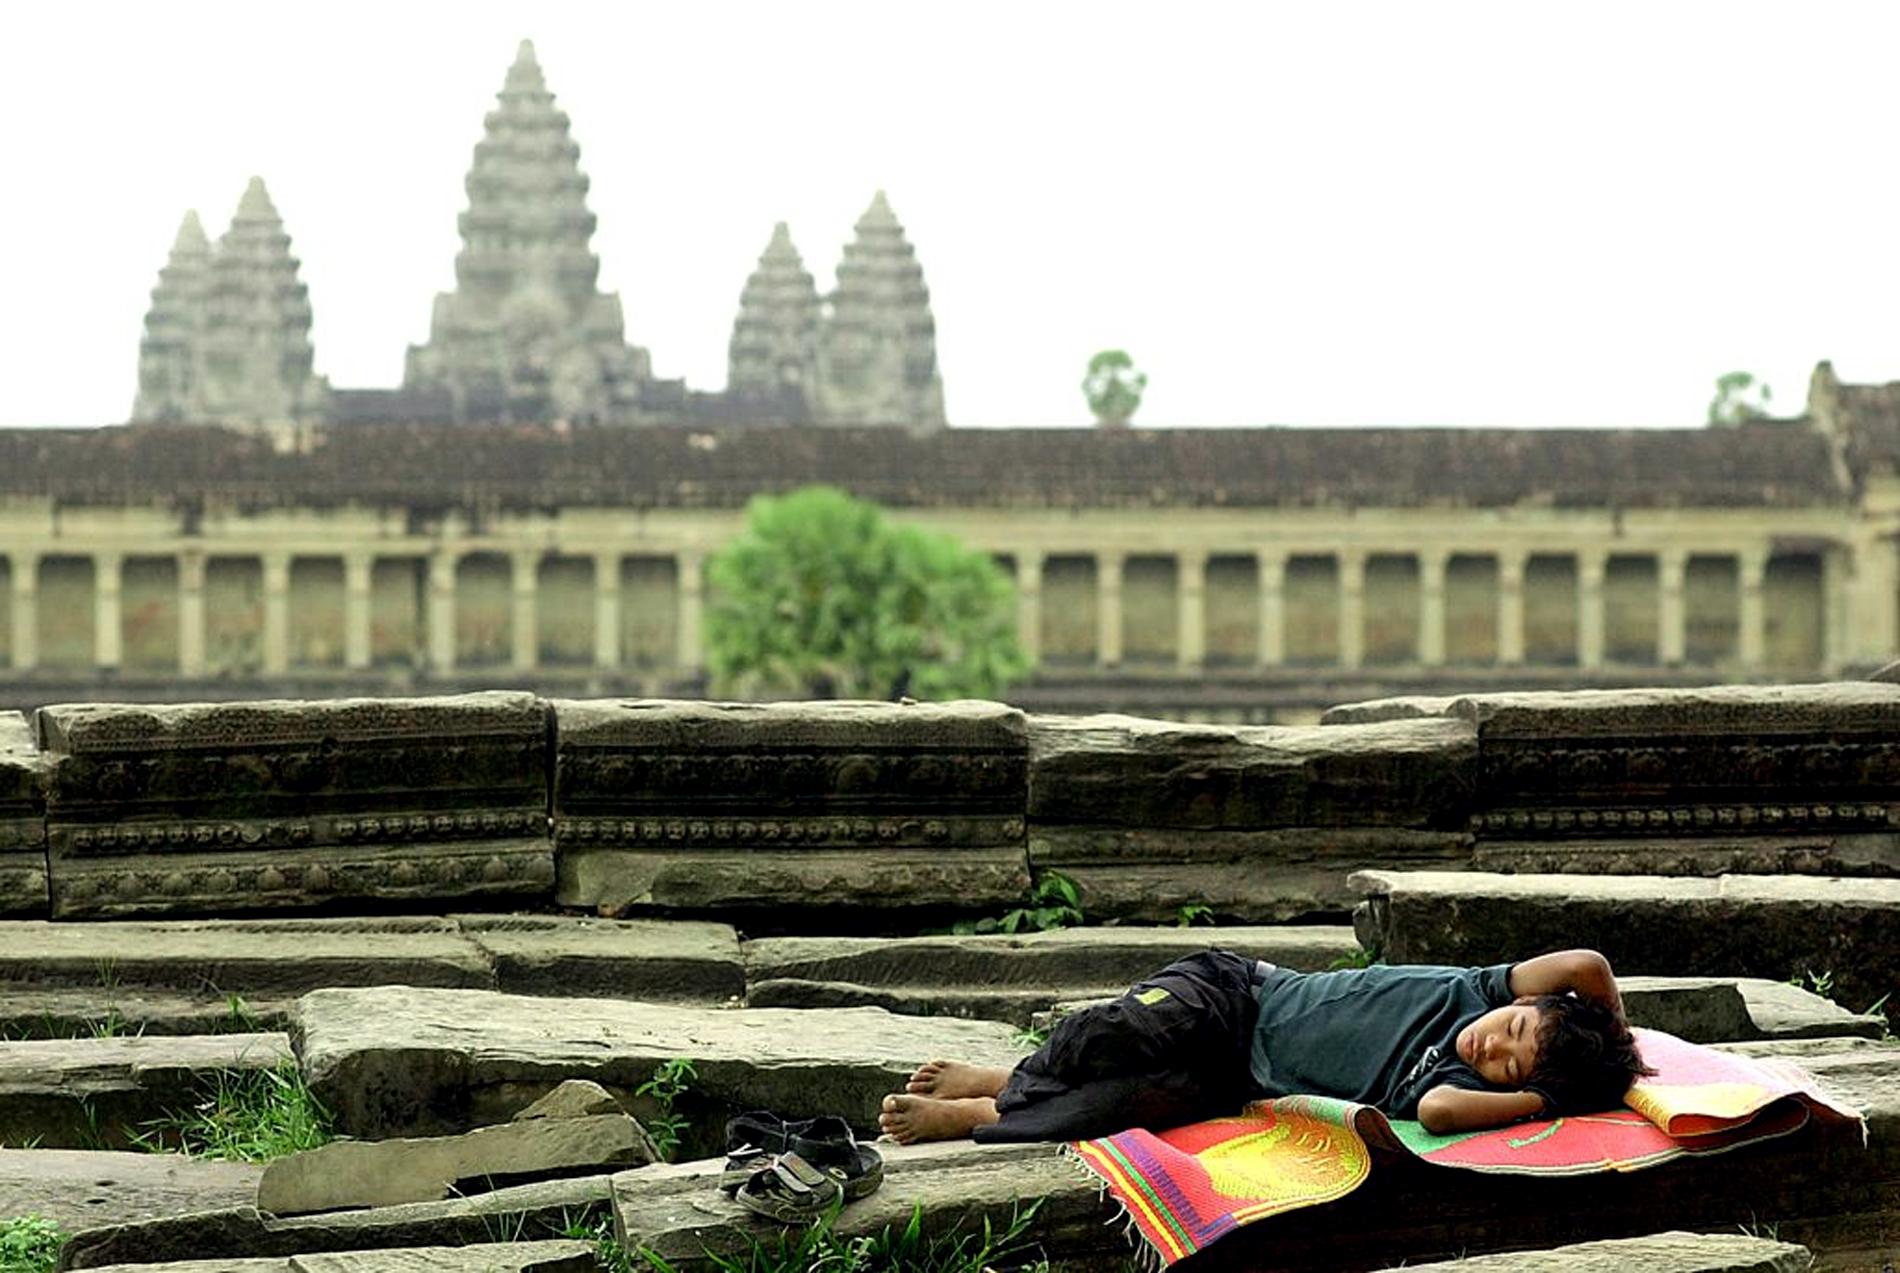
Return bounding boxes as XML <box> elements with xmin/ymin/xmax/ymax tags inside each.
<box><xmin>636</xmin><ymin>1198</ymin><xmax>1050</xmax><ymax>1273</ymax></box>
<box><xmin>1327</xmin><ymin>947</ymin><xmax>1375</xmax><ymax>971</ymax></box>
<box><xmin>636</xmin><ymin>1058</ymin><xmax>697</xmax><ymax>1162</ymax></box>
<box><xmin>1789</xmin><ymin>969</ymin><xmax>1835</xmax><ymax>1000</ymax></box>
<box><xmin>0</xmin><ymin>1215</ymin><xmax>64</xmax><ymax>1273</ymax></box>
<box><xmin>561</xmin><ymin>1208</ymin><xmax>636</xmax><ymax>1272</ymax></box>
<box><xmin>136</xmin><ymin>1062</ymin><xmax>332</xmax><ymax>1162</ymax></box>
<box><xmin>954</xmin><ymin>870</ymin><xmax>1083</xmax><ymax>937</ymax></box>
<box><xmin>1175</xmin><ymin>903</ymin><xmax>1215</xmax><ymax>928</ymax></box>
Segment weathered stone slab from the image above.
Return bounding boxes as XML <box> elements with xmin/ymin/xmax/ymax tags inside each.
<box><xmin>1351</xmin><ymin>870</ymin><xmax>1900</xmax><ymax>1024</ymax></box>
<box><xmin>1398</xmin><ymin>1231</ymin><xmax>1811</xmax><ymax>1272</ymax></box>
<box><xmin>77</xmin><ymin>1241</ymin><xmax>598</xmax><ymax>1272</ymax></box>
<box><xmin>455</xmin><ymin>914</ymin><xmax>743</xmax><ymax>1002</ymax></box>
<box><xmin>0</xmin><ymin>710</ymin><xmax>50</xmax><ymax>915</ymax></box>
<box><xmin>0</xmin><ymin>1032</ymin><xmax>293</xmax><ymax>1149</ymax></box>
<box><xmin>0</xmin><ymin>917</ymin><xmax>492</xmax><ymax>996</ymax></box>
<box><xmin>1320</xmin><ymin>696</ymin><xmax>1459</xmax><ymax>726</ymax></box>
<box><xmin>1030</xmin><ymin>826</ymin><xmax>1472</xmax><ymax>922</ymax></box>
<box><xmin>513</xmin><ymin>1079</ymin><xmax>624</xmax><ymax>1121</ymax></box>
<box><xmin>616</xmin><ymin>1039</ymin><xmax>1896</xmax><ymax>1272</ymax></box>
<box><xmin>295</xmin><ymin>986</ymin><xmax>1026</xmax><ymax>1140</ymax></box>
<box><xmin>744</xmin><ymin>926</ymin><xmax>1358</xmax><ymax>1024</ymax></box>
<box><xmin>1451</xmin><ymin>685</ymin><xmax>1900</xmax><ymax>862</ymax></box>
<box><xmin>0</xmin><ymin>989</ymin><xmax>295</xmax><ymax>1040</ymax></box>
<box><xmin>36</xmin><ymin>694</ymin><xmax>552</xmax><ymax>919</ymax></box>
<box><xmin>552</xmin><ymin>698</ymin><xmax>1029</xmax><ymax>916</ymax></box>
<box><xmin>61</xmin><ymin>1176</ymin><xmax>615</xmax><ymax>1268</ymax></box>
<box><xmin>0</xmin><ymin>1148</ymin><xmax>261</xmax><ymax>1233</ymax></box>
<box><xmin>257</xmin><ymin>1113</ymin><xmax>653</xmax><ymax>1214</ymax></box>
<box><xmin>1029</xmin><ymin>714</ymin><xmax>1476</xmax><ymax>830</ymax></box>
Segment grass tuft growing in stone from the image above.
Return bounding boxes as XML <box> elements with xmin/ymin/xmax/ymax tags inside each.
<box><xmin>136</xmin><ymin>1061</ymin><xmax>332</xmax><ymax>1162</ymax></box>
<box><xmin>0</xmin><ymin>1215</ymin><xmax>64</xmax><ymax>1273</ymax></box>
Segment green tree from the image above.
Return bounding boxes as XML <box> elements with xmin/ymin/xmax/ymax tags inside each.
<box><xmin>706</xmin><ymin>486</ymin><xmax>1029</xmax><ymax>701</ymax></box>
<box><xmin>1707</xmin><ymin>370</ymin><xmax>1773</xmax><ymax>426</ymax></box>
<box><xmin>1083</xmin><ymin>349</ymin><xmax>1147</xmax><ymax>427</ymax></box>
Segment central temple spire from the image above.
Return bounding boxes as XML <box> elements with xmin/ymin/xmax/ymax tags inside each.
<box><xmin>403</xmin><ymin>39</ymin><xmax>654</xmax><ymax>424</ymax></box>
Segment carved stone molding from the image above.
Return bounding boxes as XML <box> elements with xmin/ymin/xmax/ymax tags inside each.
<box><xmin>1472</xmin><ymin>802</ymin><xmax>1894</xmax><ymax>838</ymax></box>
<box><xmin>0</xmin><ymin>712</ymin><xmax>48</xmax><ymax>916</ymax></box>
<box><xmin>37</xmin><ymin>694</ymin><xmax>553</xmax><ymax>918</ymax></box>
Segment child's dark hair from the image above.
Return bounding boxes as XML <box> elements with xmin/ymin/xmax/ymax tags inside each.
<box><xmin>1525</xmin><ymin>994</ymin><xmax>1656</xmax><ymax>1115</ymax></box>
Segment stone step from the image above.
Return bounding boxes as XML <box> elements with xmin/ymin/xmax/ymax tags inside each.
<box><xmin>0</xmin><ymin>915</ymin><xmax>745</xmax><ymax>1037</ymax></box>
<box><xmin>1399</xmin><ymin>1231</ymin><xmax>1812</xmax><ymax>1272</ymax></box>
<box><xmin>1350</xmin><ymin>870</ymin><xmax>1900</xmax><ymax>1022</ymax></box>
<box><xmin>294</xmin><ymin>987</ymin><xmax>1026</xmax><ymax>1144</ymax></box>
<box><xmin>614</xmin><ymin>1037</ymin><xmax>1897</xmax><ymax>1272</ymax></box>
<box><xmin>0</xmin><ymin>1032</ymin><xmax>293</xmax><ymax>1149</ymax></box>
<box><xmin>0</xmin><ymin>1148</ymin><xmax>261</xmax><ymax>1234</ymax></box>
<box><xmin>743</xmin><ymin>925</ymin><xmax>1358</xmax><ymax>1024</ymax></box>
<box><xmin>77</xmin><ymin>1240</ymin><xmax>598</xmax><ymax>1272</ymax></box>
<box><xmin>1037</xmin><ymin>974</ymin><xmax>1883</xmax><ymax>1045</ymax></box>
<box><xmin>61</xmin><ymin>1175</ymin><xmax>617</xmax><ymax>1268</ymax></box>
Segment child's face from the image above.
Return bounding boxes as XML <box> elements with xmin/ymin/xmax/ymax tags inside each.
<box><xmin>1455</xmin><ymin>999</ymin><xmax>1543</xmax><ymax>1088</ymax></box>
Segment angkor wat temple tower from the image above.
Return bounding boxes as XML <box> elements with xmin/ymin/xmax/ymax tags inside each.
<box><xmin>131</xmin><ymin>212</ymin><xmax>211</xmax><ymax>423</ymax></box>
<box><xmin>131</xmin><ymin>181</ymin><xmax>327</xmax><ymax>429</ymax></box>
<box><xmin>726</xmin><ymin>223</ymin><xmax>820</xmax><ymax>421</ymax></box>
<box><xmin>815</xmin><ymin>191</ymin><xmax>946</xmax><ymax>428</ymax></box>
<box><xmin>403</xmin><ymin>41</ymin><xmax>656</xmax><ymax>425</ymax></box>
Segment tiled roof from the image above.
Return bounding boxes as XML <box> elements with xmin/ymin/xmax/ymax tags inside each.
<box><xmin>0</xmin><ymin>421</ymin><xmax>1846</xmax><ymax>510</ymax></box>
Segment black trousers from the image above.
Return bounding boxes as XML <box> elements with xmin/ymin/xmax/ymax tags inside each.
<box><xmin>972</xmin><ymin>949</ymin><xmax>1265</xmax><ymax>1143</ymax></box>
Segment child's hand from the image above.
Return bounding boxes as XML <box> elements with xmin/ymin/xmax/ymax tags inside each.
<box><xmin>1507</xmin><ymin>949</ymin><xmax>1625</xmax><ymax>1022</ymax></box>
<box><xmin>1417</xmin><ymin>1084</ymin><xmax>1548</xmax><ymax>1134</ymax></box>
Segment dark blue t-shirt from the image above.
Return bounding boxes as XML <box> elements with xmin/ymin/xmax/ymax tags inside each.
<box><xmin>1249</xmin><ymin>963</ymin><xmax>1514</xmax><ymax>1118</ymax></box>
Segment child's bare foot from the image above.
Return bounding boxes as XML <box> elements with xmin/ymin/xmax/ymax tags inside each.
<box><xmin>904</xmin><ymin>1058</ymin><xmax>1011</xmax><ymax>1100</ymax></box>
<box><xmin>878</xmin><ymin>1094</ymin><xmax>1000</xmax><ymax>1144</ymax></box>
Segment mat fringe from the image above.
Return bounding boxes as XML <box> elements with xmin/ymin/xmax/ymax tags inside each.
<box><xmin>1059</xmin><ymin>1141</ymin><xmax>1166</xmax><ymax>1273</ymax></box>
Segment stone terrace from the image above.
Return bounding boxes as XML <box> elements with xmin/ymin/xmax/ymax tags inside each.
<box><xmin>0</xmin><ymin>682</ymin><xmax>1892</xmax><ymax>1269</ymax></box>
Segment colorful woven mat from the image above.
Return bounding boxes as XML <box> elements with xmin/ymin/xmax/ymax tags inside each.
<box><xmin>1070</xmin><ymin>1028</ymin><xmax>1863</xmax><ymax>1268</ymax></box>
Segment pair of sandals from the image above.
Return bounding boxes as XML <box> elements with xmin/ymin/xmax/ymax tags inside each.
<box><xmin>719</xmin><ymin>1109</ymin><xmax>885</xmax><ymax>1223</ymax></box>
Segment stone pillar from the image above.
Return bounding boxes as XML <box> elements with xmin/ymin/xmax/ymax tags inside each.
<box><xmin>1096</xmin><ymin>551</ymin><xmax>1124</xmax><ymax>668</ymax></box>
<box><xmin>1822</xmin><ymin>545</ymin><xmax>1847</xmax><ymax>672</ymax></box>
<box><xmin>1418</xmin><ymin>550</ymin><xmax>1448</xmax><ymax>667</ymax></box>
<box><xmin>1577</xmin><ymin>550</ymin><xmax>1607</xmax><ymax>669</ymax></box>
<box><xmin>428</xmin><ymin>550</ymin><xmax>457</xmax><ymax>673</ymax></box>
<box><xmin>178</xmin><ymin>551</ymin><xmax>207</xmax><ymax>677</ymax></box>
<box><xmin>1497</xmin><ymin>551</ymin><xmax>1526</xmax><ymax>666</ymax></box>
<box><xmin>676</xmin><ymin>550</ymin><xmax>705</xmax><ymax>674</ymax></box>
<box><xmin>8</xmin><ymin>555</ymin><xmax>35</xmax><ymax>671</ymax></box>
<box><xmin>1257</xmin><ymin>551</ymin><xmax>1286</xmax><ymax>666</ymax></box>
<box><xmin>1738</xmin><ymin>548</ymin><xmax>1767</xmax><ymax>670</ymax></box>
<box><xmin>1658</xmin><ymin>549</ymin><xmax>1687</xmax><ymax>667</ymax></box>
<box><xmin>343</xmin><ymin>553</ymin><xmax>373</xmax><ymax>670</ymax></box>
<box><xmin>94</xmin><ymin>551</ymin><xmax>123</xmax><ymax>671</ymax></box>
<box><xmin>1338</xmin><ymin>550</ymin><xmax>1365</xmax><ymax>670</ymax></box>
<box><xmin>594</xmin><ymin>551</ymin><xmax>621</xmax><ymax>670</ymax></box>
<box><xmin>1015</xmin><ymin>551</ymin><xmax>1043</xmax><ymax>667</ymax></box>
<box><xmin>511</xmin><ymin>550</ymin><xmax>539</xmax><ymax>673</ymax></box>
<box><xmin>1177</xmin><ymin>550</ymin><xmax>1207</xmax><ymax>671</ymax></box>
<box><xmin>261</xmin><ymin>553</ymin><xmax>291</xmax><ymax>675</ymax></box>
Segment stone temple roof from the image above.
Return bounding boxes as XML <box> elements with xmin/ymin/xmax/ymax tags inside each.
<box><xmin>1836</xmin><ymin>382</ymin><xmax>1900</xmax><ymax>471</ymax></box>
<box><xmin>0</xmin><ymin>422</ymin><xmax>1845</xmax><ymax>511</ymax></box>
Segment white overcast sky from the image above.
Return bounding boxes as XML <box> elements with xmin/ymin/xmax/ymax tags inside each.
<box><xmin>5</xmin><ymin>2</ymin><xmax>1899</xmax><ymax>429</ymax></box>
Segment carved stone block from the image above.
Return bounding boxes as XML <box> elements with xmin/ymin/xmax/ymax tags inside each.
<box><xmin>1452</xmin><ymin>685</ymin><xmax>1900</xmax><ymax>852</ymax></box>
<box><xmin>0</xmin><ymin>712</ymin><xmax>49</xmax><ymax>916</ymax></box>
<box><xmin>36</xmin><ymin>694</ymin><xmax>552</xmax><ymax>919</ymax></box>
<box><xmin>552</xmin><ymin>699</ymin><xmax>1029</xmax><ymax>914</ymax></box>
<box><xmin>1028</xmin><ymin>715</ymin><xmax>1477</xmax><ymax>831</ymax></box>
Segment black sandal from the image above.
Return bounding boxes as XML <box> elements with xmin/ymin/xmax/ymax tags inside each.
<box><xmin>733</xmin><ymin>1151</ymin><xmax>842</xmax><ymax>1223</ymax></box>
<box><xmin>790</xmin><ymin>1115</ymin><xmax>884</xmax><ymax>1202</ymax></box>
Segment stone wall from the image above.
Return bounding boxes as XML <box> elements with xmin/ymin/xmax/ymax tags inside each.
<box><xmin>0</xmin><ymin>682</ymin><xmax>1890</xmax><ymax>925</ymax></box>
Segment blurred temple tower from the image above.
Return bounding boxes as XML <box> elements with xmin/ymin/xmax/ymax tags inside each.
<box><xmin>401</xmin><ymin>40</ymin><xmax>660</xmax><ymax>426</ymax></box>
<box><xmin>131</xmin><ymin>180</ymin><xmax>328</xmax><ymax>437</ymax></box>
